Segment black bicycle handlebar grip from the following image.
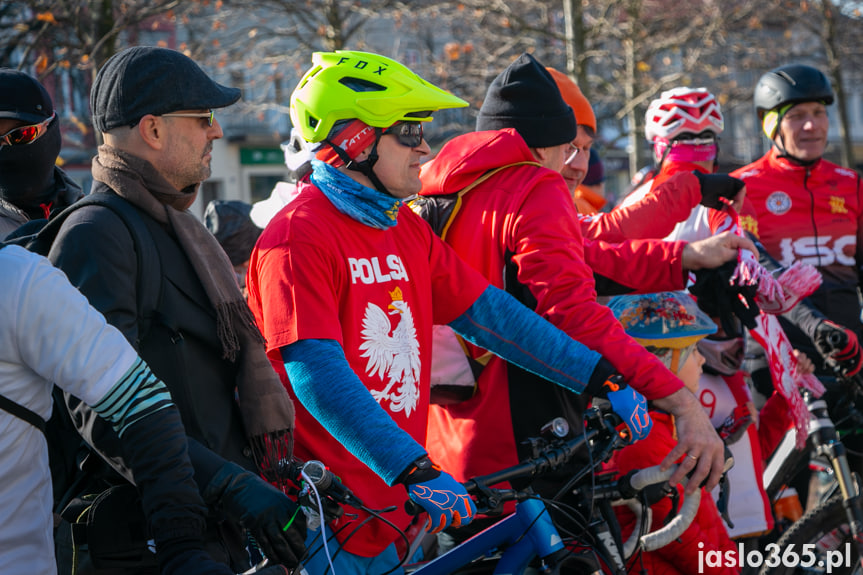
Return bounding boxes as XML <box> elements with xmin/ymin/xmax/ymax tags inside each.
<box><xmin>405</xmin><ymin>498</ymin><xmax>422</xmax><ymax>516</ymax></box>
<box><xmin>302</xmin><ymin>460</ymin><xmax>359</xmax><ymax>505</ymax></box>
<box><xmin>828</xmin><ymin>330</ymin><xmax>845</xmax><ymax>348</ymax></box>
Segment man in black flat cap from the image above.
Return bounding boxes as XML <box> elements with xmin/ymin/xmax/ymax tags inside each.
<box><xmin>0</xmin><ymin>70</ymin><xmax>83</xmax><ymax>239</ymax></box>
<box><xmin>47</xmin><ymin>46</ymin><xmax>305</xmax><ymax>574</ymax></box>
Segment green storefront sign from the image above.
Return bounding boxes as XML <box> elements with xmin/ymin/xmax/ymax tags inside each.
<box><xmin>240</xmin><ymin>148</ymin><xmax>284</xmax><ymax>165</ymax></box>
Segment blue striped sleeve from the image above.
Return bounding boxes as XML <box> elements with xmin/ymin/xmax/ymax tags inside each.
<box><xmin>90</xmin><ymin>357</ymin><xmax>174</xmax><ymax>437</ymax></box>
<box><xmin>449</xmin><ymin>285</ymin><xmax>602</xmax><ymax>394</ymax></box>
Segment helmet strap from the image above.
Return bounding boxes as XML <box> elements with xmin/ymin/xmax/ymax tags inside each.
<box><xmin>775</xmin><ymin>137</ymin><xmax>820</xmax><ymax>167</ymax></box>
<box><xmin>324</xmin><ymin>130</ymin><xmax>393</xmax><ymax>196</ymax></box>
<box><xmin>669</xmin><ymin>348</ymin><xmax>682</xmax><ymax>374</ymax></box>
<box><xmin>656</xmin><ymin>140</ymin><xmax>673</xmax><ymax>166</ymax></box>
<box><xmin>323</xmin><ymin>138</ymin><xmax>355</xmax><ymax>167</ymax></box>
<box><xmin>767</xmin><ymin>104</ymin><xmax>820</xmax><ymax>166</ymax></box>
<box><xmin>774</xmin><ymin>132</ymin><xmax>820</xmax><ymax>166</ymax></box>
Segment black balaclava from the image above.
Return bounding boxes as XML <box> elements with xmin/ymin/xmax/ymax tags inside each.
<box><xmin>0</xmin><ymin>68</ymin><xmax>61</xmax><ymax>218</ymax></box>
<box><xmin>0</xmin><ymin>118</ymin><xmax>62</xmax><ymax>217</ymax></box>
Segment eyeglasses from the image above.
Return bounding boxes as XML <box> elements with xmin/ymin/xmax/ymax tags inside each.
<box><xmin>383</xmin><ymin>121</ymin><xmax>423</xmax><ymax>148</ymax></box>
<box><xmin>565</xmin><ymin>142</ymin><xmax>585</xmax><ymax>165</ymax></box>
<box><xmin>0</xmin><ymin>112</ymin><xmax>55</xmax><ymax>147</ymax></box>
<box><xmin>161</xmin><ymin>109</ymin><xmax>215</xmax><ymax>127</ymax></box>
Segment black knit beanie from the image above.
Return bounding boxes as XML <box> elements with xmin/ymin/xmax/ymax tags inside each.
<box><xmin>476</xmin><ymin>53</ymin><xmax>576</xmax><ymax>148</ymax></box>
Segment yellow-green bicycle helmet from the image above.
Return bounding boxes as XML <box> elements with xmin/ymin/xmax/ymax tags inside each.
<box><xmin>290</xmin><ymin>50</ymin><xmax>468</xmax><ymax>144</ymax></box>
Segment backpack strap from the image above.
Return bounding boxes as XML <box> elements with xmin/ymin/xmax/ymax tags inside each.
<box><xmin>90</xmin><ymin>188</ymin><xmax>162</xmax><ymax>343</ymax></box>
<box><xmin>410</xmin><ymin>161</ymin><xmax>540</xmax><ymax>240</ymax></box>
<box><xmin>0</xmin><ymin>242</ymin><xmax>48</xmax><ymax>433</ymax></box>
<box><xmin>41</xmin><ymin>188</ymin><xmax>162</xmax><ymax>344</ymax></box>
<box><xmin>0</xmin><ymin>392</ymin><xmax>47</xmax><ymax>434</ymax></box>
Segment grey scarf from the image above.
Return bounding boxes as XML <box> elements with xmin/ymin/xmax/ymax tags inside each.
<box><xmin>93</xmin><ymin>145</ymin><xmax>295</xmax><ymax>482</ymax></box>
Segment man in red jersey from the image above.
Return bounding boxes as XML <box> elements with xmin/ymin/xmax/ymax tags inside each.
<box><xmin>734</xmin><ymin>64</ymin><xmax>863</xmax><ymax>381</ymax></box>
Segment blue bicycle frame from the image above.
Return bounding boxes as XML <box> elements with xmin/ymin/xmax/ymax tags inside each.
<box><xmin>407</xmin><ymin>497</ymin><xmax>562</xmax><ymax>575</ymax></box>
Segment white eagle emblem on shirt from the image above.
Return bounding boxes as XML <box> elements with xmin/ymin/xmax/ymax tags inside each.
<box><xmin>359</xmin><ymin>286</ymin><xmax>421</xmax><ymax>416</ymax></box>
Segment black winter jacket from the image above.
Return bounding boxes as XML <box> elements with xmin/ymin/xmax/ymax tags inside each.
<box><xmin>48</xmin><ymin>186</ymin><xmax>256</xmax><ymax>569</ymax></box>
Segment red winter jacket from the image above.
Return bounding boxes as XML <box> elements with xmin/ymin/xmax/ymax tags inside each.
<box><xmin>419</xmin><ymin>128</ymin><xmax>684</xmax><ymax>490</ymax></box>
<box><xmin>613</xmin><ymin>161</ymin><xmax>735</xmax><ymax>244</ymax></box>
<box><xmin>613</xmin><ymin>411</ymin><xmax>739</xmax><ymax>575</ymax></box>
<box><xmin>580</xmin><ymin>170</ymin><xmax>703</xmax><ymax>242</ymax></box>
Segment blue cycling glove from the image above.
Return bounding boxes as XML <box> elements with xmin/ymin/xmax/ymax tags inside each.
<box><xmin>401</xmin><ymin>456</ymin><xmax>476</xmax><ymax>534</ymax></box>
<box><xmin>585</xmin><ymin>367</ymin><xmax>653</xmax><ymax>442</ymax></box>
<box><xmin>603</xmin><ymin>376</ymin><xmax>652</xmax><ymax>442</ymax></box>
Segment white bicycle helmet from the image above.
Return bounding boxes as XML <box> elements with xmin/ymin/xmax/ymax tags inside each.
<box><xmin>281</xmin><ymin>127</ymin><xmax>318</xmax><ymax>172</ymax></box>
<box><xmin>645</xmin><ymin>87</ymin><xmax>724</xmax><ymax>142</ymax></box>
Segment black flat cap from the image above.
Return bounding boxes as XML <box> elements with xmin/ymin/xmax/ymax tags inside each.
<box><xmin>91</xmin><ymin>46</ymin><xmax>241</xmax><ymax>132</ymax></box>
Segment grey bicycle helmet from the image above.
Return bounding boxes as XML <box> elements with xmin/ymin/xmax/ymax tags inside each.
<box><xmin>754</xmin><ymin>64</ymin><xmax>834</xmax><ymax>121</ymax></box>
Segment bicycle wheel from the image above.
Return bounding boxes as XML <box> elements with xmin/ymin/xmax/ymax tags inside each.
<box><xmin>758</xmin><ymin>495</ymin><xmax>861</xmax><ymax>575</ymax></box>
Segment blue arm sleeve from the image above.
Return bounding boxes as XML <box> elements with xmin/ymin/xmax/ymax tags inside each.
<box><xmin>450</xmin><ymin>285</ymin><xmax>607</xmax><ymax>394</ymax></box>
<box><xmin>281</xmin><ymin>339</ymin><xmax>426</xmax><ymax>486</ymax></box>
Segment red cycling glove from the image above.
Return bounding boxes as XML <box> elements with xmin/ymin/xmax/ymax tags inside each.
<box><xmin>814</xmin><ymin>320</ymin><xmax>863</xmax><ymax>377</ymax></box>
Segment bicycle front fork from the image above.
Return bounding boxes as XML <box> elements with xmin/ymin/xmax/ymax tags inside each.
<box><xmin>822</xmin><ymin>441</ymin><xmax>863</xmax><ymax>568</ymax></box>
<box><xmin>813</xmin><ymin>394</ymin><xmax>863</xmax><ymax>568</ymax></box>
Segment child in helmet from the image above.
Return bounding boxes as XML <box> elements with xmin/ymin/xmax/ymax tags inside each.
<box><xmin>609</xmin><ymin>291</ymin><xmax>740</xmax><ymax>575</ymax></box>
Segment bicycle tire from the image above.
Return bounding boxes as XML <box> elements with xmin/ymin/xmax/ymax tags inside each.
<box><xmin>757</xmin><ymin>495</ymin><xmax>861</xmax><ymax>575</ymax></box>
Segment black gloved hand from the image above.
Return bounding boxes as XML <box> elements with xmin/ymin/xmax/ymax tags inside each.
<box><xmin>160</xmin><ymin>549</ymin><xmax>234</xmax><ymax>575</ymax></box>
<box><xmin>689</xmin><ymin>259</ymin><xmax>760</xmax><ymax>333</ymax></box>
<box><xmin>694</xmin><ymin>172</ymin><xmax>745</xmax><ymax>209</ymax></box>
<box><xmin>203</xmin><ymin>461</ymin><xmax>306</xmax><ymax>567</ymax></box>
<box><xmin>814</xmin><ymin>320</ymin><xmax>863</xmax><ymax>377</ymax></box>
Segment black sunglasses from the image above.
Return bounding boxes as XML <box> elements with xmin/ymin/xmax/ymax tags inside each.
<box><xmin>383</xmin><ymin>121</ymin><xmax>424</xmax><ymax>148</ymax></box>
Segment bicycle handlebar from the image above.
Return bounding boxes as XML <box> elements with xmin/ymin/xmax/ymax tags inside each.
<box><xmin>463</xmin><ymin>412</ymin><xmax>622</xmax><ymax>498</ymax></box>
<box><xmin>617</xmin><ymin>465</ymin><xmax>701</xmax><ymax>554</ymax></box>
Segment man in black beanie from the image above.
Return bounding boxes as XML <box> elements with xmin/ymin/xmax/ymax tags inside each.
<box><xmin>0</xmin><ymin>70</ymin><xmax>83</xmax><ymax>239</ymax></box>
<box><xmin>416</xmin><ymin>53</ymin><xmax>731</xmax><ymax>534</ymax></box>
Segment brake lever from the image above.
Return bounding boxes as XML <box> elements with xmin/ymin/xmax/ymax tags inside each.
<box><xmin>716</xmin><ymin>472</ymin><xmax>734</xmax><ymax>529</ymax></box>
<box><xmin>475</xmin><ymin>482</ymin><xmax>505</xmax><ymax>516</ymax></box>
<box><xmin>666</xmin><ymin>488</ymin><xmax>680</xmax><ymax>526</ymax></box>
